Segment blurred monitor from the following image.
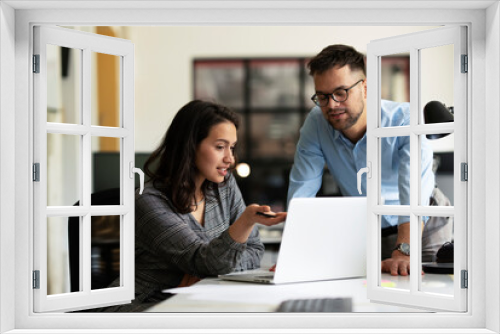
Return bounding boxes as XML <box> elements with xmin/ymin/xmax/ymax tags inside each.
<box><xmin>433</xmin><ymin>152</ymin><xmax>454</xmax><ymax>205</ymax></box>
<box><xmin>93</xmin><ymin>152</ymin><xmax>153</xmax><ymax>193</ymax></box>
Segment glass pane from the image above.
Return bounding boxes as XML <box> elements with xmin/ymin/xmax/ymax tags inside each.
<box><xmin>91</xmin><ymin>215</ymin><xmax>121</xmax><ymax>290</ymax></box>
<box><xmin>194</xmin><ymin>60</ymin><xmax>244</xmax><ymax>108</ymax></box>
<box><xmin>420</xmin><ymin>44</ymin><xmax>455</xmax><ymax>218</ymax></box>
<box><xmin>424</xmin><ymin>135</ymin><xmax>454</xmax><ymax>207</ymax></box>
<box><xmin>380</xmin><ymin>215</ymin><xmax>410</xmax><ymax>292</ymax></box>
<box><xmin>421</xmin><ymin>215</ymin><xmax>454</xmax><ymax>297</ymax></box>
<box><xmin>249</xmin><ymin>113</ymin><xmax>300</xmax><ymax>159</ymax></box>
<box><xmin>433</xmin><ymin>153</ymin><xmax>455</xmax><ymax>205</ymax></box>
<box><xmin>92</xmin><ymin>51</ymin><xmax>121</xmax><ymax>127</ymax></box>
<box><xmin>48</xmin><ymin>216</ymin><xmax>80</xmax><ymax>294</ymax></box>
<box><xmin>46</xmin><ymin>44</ymin><xmax>82</xmax><ymax>124</ymax></box>
<box><xmin>380</xmin><ymin>53</ymin><xmax>410</xmax><ymax>127</ymax></box>
<box><xmin>47</xmin><ymin>133</ymin><xmax>81</xmax><ymax>206</ymax></box>
<box><xmin>249</xmin><ymin>60</ymin><xmax>300</xmax><ymax>108</ymax></box>
<box><xmin>380</xmin><ymin>136</ymin><xmax>410</xmax><ymax>206</ymax></box>
<box><xmin>91</xmin><ymin>137</ymin><xmax>121</xmax><ymax>200</ymax></box>
<box><xmin>420</xmin><ymin>44</ymin><xmax>454</xmax><ymax>127</ymax></box>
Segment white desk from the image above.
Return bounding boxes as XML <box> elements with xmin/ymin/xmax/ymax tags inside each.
<box><xmin>145</xmin><ymin>273</ymin><xmax>454</xmax><ymax>313</ymax></box>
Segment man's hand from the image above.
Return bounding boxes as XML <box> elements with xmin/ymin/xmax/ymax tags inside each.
<box><xmin>381</xmin><ymin>251</ymin><xmax>410</xmax><ymax>276</ymax></box>
<box><xmin>381</xmin><ymin>251</ymin><xmax>425</xmax><ymax>276</ymax></box>
<box><xmin>381</xmin><ymin>222</ymin><xmax>424</xmax><ymax>276</ymax></box>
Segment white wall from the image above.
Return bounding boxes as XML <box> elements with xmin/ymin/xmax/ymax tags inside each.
<box><xmin>127</xmin><ymin>26</ymin><xmax>439</xmax><ymax>152</ymax></box>
<box><xmin>486</xmin><ymin>2</ymin><xmax>500</xmax><ymax>332</ymax></box>
<box><xmin>0</xmin><ymin>2</ymin><xmax>16</xmax><ymax>332</ymax></box>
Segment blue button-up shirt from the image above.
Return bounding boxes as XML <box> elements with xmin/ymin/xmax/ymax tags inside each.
<box><xmin>288</xmin><ymin>100</ymin><xmax>435</xmax><ymax>228</ymax></box>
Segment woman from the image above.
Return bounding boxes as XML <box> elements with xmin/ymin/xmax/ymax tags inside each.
<box><xmin>109</xmin><ymin>100</ymin><xmax>286</xmax><ymax>311</ymax></box>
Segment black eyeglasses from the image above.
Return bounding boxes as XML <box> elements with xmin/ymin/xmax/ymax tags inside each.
<box><xmin>311</xmin><ymin>79</ymin><xmax>364</xmax><ymax>107</ymax></box>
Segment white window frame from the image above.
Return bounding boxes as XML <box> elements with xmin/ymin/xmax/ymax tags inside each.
<box><xmin>1</xmin><ymin>2</ymin><xmax>498</xmax><ymax>333</ymax></box>
<box><xmin>32</xmin><ymin>25</ymin><xmax>136</xmax><ymax>312</ymax></box>
<box><xmin>365</xmin><ymin>26</ymin><xmax>468</xmax><ymax>312</ymax></box>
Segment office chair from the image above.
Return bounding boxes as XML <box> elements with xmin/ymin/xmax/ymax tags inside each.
<box><xmin>68</xmin><ymin>188</ymin><xmax>121</xmax><ymax>292</ymax></box>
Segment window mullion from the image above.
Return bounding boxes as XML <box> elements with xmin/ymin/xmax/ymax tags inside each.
<box><xmin>81</xmin><ymin>47</ymin><xmax>92</xmax><ymax>295</ymax></box>
<box><xmin>46</xmin><ymin>205</ymin><xmax>129</xmax><ymax>217</ymax></box>
<box><xmin>409</xmin><ymin>47</ymin><xmax>420</xmax><ymax>294</ymax></box>
<box><xmin>82</xmin><ymin>47</ymin><xmax>91</xmax><ymax>206</ymax></box>
<box><xmin>46</xmin><ymin>123</ymin><xmax>130</xmax><ymax>138</ymax></box>
<box><xmin>373</xmin><ymin>205</ymin><xmax>454</xmax><ymax>217</ymax></box>
<box><xmin>121</xmin><ymin>52</ymin><xmax>135</xmax><ymax>292</ymax></box>
<box><xmin>81</xmin><ymin>214</ymin><xmax>91</xmax><ymax>293</ymax></box>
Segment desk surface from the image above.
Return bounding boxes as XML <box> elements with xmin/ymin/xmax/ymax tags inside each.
<box><xmin>145</xmin><ymin>273</ymin><xmax>454</xmax><ymax>313</ymax></box>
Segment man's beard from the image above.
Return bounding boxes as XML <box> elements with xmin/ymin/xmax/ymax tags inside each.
<box><xmin>327</xmin><ymin>107</ymin><xmax>364</xmax><ymax>131</ymax></box>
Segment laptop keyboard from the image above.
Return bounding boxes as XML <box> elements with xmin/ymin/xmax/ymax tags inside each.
<box><xmin>277</xmin><ymin>298</ymin><xmax>352</xmax><ymax>312</ymax></box>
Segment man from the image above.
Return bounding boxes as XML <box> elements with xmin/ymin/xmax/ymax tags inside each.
<box><xmin>287</xmin><ymin>44</ymin><xmax>451</xmax><ymax>276</ymax></box>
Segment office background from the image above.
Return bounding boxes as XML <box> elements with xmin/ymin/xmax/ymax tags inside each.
<box><xmin>46</xmin><ymin>25</ymin><xmax>454</xmax><ymax>295</ymax></box>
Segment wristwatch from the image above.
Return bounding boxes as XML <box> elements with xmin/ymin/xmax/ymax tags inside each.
<box><xmin>393</xmin><ymin>243</ymin><xmax>410</xmax><ymax>256</ymax></box>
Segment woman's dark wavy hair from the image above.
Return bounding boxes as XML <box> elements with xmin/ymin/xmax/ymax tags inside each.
<box><xmin>144</xmin><ymin>100</ymin><xmax>240</xmax><ymax>214</ymax></box>
<box><xmin>307</xmin><ymin>44</ymin><xmax>366</xmax><ymax>77</ymax></box>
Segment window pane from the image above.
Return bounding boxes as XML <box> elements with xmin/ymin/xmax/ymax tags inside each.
<box><xmin>48</xmin><ymin>216</ymin><xmax>79</xmax><ymax>294</ymax></box>
<box><xmin>249</xmin><ymin>113</ymin><xmax>300</xmax><ymax>159</ymax></box>
<box><xmin>249</xmin><ymin>60</ymin><xmax>300</xmax><ymax>108</ymax></box>
<box><xmin>433</xmin><ymin>153</ymin><xmax>455</xmax><ymax>205</ymax></box>
<box><xmin>424</xmin><ymin>135</ymin><xmax>454</xmax><ymax>207</ymax></box>
<box><xmin>91</xmin><ymin>215</ymin><xmax>121</xmax><ymax>290</ymax></box>
<box><xmin>92</xmin><ymin>52</ymin><xmax>121</xmax><ymax>127</ymax></box>
<box><xmin>380</xmin><ymin>136</ymin><xmax>410</xmax><ymax>206</ymax></box>
<box><xmin>420</xmin><ymin>44</ymin><xmax>454</xmax><ymax>126</ymax></box>
<box><xmin>194</xmin><ymin>60</ymin><xmax>244</xmax><ymax>108</ymax></box>
<box><xmin>47</xmin><ymin>45</ymin><xmax>82</xmax><ymax>124</ymax></box>
<box><xmin>91</xmin><ymin>137</ymin><xmax>121</xmax><ymax>202</ymax></box>
<box><xmin>380</xmin><ymin>53</ymin><xmax>410</xmax><ymax>128</ymax></box>
<box><xmin>380</xmin><ymin>215</ymin><xmax>410</xmax><ymax>292</ymax></box>
<box><xmin>47</xmin><ymin>133</ymin><xmax>81</xmax><ymax>206</ymax></box>
<box><xmin>421</xmin><ymin>215</ymin><xmax>454</xmax><ymax>297</ymax></box>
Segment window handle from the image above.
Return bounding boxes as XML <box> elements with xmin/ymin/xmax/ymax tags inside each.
<box><xmin>357</xmin><ymin>162</ymin><xmax>371</xmax><ymax>195</ymax></box>
<box><xmin>130</xmin><ymin>162</ymin><xmax>144</xmax><ymax>195</ymax></box>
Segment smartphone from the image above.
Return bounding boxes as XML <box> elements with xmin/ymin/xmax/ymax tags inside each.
<box><xmin>257</xmin><ymin>212</ymin><xmax>277</xmax><ymax>218</ymax></box>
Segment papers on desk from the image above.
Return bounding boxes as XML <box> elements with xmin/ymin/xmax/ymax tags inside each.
<box><xmin>148</xmin><ymin>275</ymin><xmax>437</xmax><ymax>312</ymax></box>
<box><xmin>164</xmin><ymin>278</ymin><xmax>365</xmax><ymax>305</ymax></box>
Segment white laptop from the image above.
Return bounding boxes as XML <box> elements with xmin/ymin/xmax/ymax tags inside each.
<box><xmin>219</xmin><ymin>196</ymin><xmax>367</xmax><ymax>284</ymax></box>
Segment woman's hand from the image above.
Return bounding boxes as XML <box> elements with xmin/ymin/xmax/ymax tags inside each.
<box><xmin>242</xmin><ymin>204</ymin><xmax>287</xmax><ymax>227</ymax></box>
<box><xmin>229</xmin><ymin>204</ymin><xmax>286</xmax><ymax>243</ymax></box>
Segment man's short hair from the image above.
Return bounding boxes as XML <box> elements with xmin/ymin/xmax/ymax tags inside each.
<box><xmin>307</xmin><ymin>44</ymin><xmax>366</xmax><ymax>77</ymax></box>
